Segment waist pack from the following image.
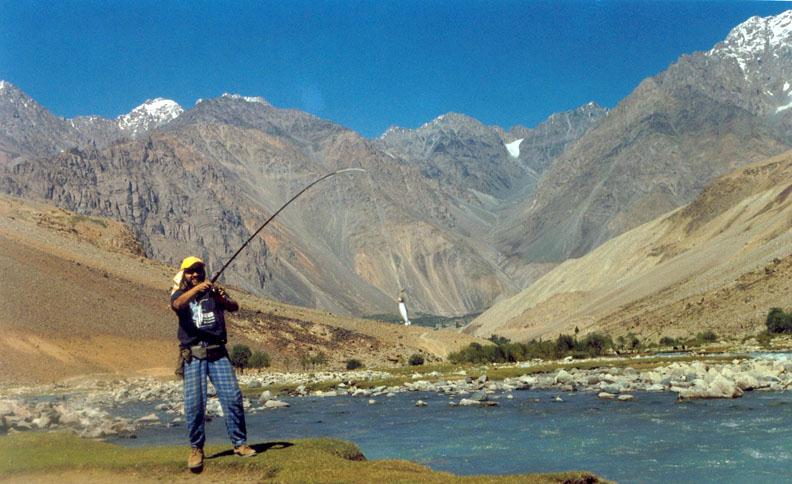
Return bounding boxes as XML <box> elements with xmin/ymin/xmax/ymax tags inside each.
<box><xmin>190</xmin><ymin>344</ymin><xmax>227</xmax><ymax>361</ymax></box>
<box><xmin>175</xmin><ymin>344</ymin><xmax>228</xmax><ymax>378</ymax></box>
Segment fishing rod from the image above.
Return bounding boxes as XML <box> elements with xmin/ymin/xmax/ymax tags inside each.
<box><xmin>210</xmin><ymin>167</ymin><xmax>365</xmax><ymax>284</ymax></box>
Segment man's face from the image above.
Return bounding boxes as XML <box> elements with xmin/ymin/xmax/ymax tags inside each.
<box><xmin>184</xmin><ymin>265</ymin><xmax>206</xmax><ymax>287</ymax></box>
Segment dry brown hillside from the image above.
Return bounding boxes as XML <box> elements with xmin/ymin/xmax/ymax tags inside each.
<box><xmin>468</xmin><ymin>149</ymin><xmax>792</xmax><ymax>342</ymax></box>
<box><xmin>0</xmin><ymin>195</ymin><xmax>479</xmax><ymax>384</ymax></box>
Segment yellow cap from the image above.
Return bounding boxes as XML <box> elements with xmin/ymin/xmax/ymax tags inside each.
<box><xmin>179</xmin><ymin>256</ymin><xmax>205</xmax><ymax>271</ymax></box>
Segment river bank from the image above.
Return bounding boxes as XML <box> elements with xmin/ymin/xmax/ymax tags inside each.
<box><xmin>0</xmin><ymin>432</ymin><xmax>605</xmax><ymax>483</ymax></box>
<box><xmin>1</xmin><ymin>353</ymin><xmax>790</xmax><ymax>440</ymax></box>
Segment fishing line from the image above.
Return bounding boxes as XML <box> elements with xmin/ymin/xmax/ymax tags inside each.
<box><xmin>211</xmin><ymin>167</ymin><xmax>365</xmax><ymax>284</ymax></box>
<box><xmin>359</xmin><ymin>162</ymin><xmax>406</xmax><ymax>299</ymax></box>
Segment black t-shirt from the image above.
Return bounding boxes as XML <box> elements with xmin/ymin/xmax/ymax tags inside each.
<box><xmin>171</xmin><ymin>289</ymin><xmax>228</xmax><ymax>348</ymax></box>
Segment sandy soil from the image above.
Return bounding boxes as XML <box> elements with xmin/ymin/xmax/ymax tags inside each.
<box><xmin>0</xmin><ymin>194</ymin><xmax>481</xmax><ymax>384</ymax></box>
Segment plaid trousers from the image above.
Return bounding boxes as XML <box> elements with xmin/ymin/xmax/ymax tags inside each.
<box><xmin>183</xmin><ymin>355</ymin><xmax>247</xmax><ymax>448</ymax></box>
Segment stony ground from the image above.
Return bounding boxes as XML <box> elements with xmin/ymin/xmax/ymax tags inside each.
<box><xmin>2</xmin><ymin>354</ymin><xmax>790</xmax><ymax>440</ymax></box>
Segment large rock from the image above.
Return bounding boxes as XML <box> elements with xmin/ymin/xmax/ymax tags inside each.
<box><xmin>554</xmin><ymin>369</ymin><xmax>573</xmax><ymax>385</ymax></box>
<box><xmin>263</xmin><ymin>400</ymin><xmax>290</xmax><ymax>409</ymax></box>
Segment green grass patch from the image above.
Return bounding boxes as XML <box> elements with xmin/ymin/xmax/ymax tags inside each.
<box><xmin>0</xmin><ymin>432</ymin><xmax>606</xmax><ymax>483</ymax></box>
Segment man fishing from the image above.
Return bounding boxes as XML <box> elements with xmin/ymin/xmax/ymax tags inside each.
<box><xmin>166</xmin><ymin>169</ymin><xmax>363</xmax><ymax>471</ymax></box>
<box><xmin>170</xmin><ymin>256</ymin><xmax>256</xmax><ymax>471</ymax></box>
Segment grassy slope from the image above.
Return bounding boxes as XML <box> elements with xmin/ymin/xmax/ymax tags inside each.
<box><xmin>0</xmin><ymin>433</ymin><xmax>604</xmax><ymax>483</ymax></box>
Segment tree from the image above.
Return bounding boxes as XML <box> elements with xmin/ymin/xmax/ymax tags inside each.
<box><xmin>659</xmin><ymin>336</ymin><xmax>677</xmax><ymax>347</ymax></box>
<box><xmin>230</xmin><ymin>344</ymin><xmax>252</xmax><ymax>373</ymax></box>
<box><xmin>555</xmin><ymin>334</ymin><xmax>575</xmax><ymax>356</ymax></box>
<box><xmin>408</xmin><ymin>354</ymin><xmax>425</xmax><ymax>366</ymax></box>
<box><xmin>766</xmin><ymin>307</ymin><xmax>792</xmax><ymax>334</ymax></box>
<box><xmin>249</xmin><ymin>351</ymin><xmax>270</xmax><ymax>369</ymax></box>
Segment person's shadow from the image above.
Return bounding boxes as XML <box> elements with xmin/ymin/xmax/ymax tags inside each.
<box><xmin>206</xmin><ymin>441</ymin><xmax>294</xmax><ymax>459</ymax></box>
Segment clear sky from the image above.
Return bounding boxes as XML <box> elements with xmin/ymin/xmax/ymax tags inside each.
<box><xmin>1</xmin><ymin>1</ymin><xmax>790</xmax><ymax>138</ymax></box>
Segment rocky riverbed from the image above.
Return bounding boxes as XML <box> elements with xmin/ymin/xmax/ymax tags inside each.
<box><xmin>2</xmin><ymin>355</ymin><xmax>790</xmax><ymax>439</ymax></box>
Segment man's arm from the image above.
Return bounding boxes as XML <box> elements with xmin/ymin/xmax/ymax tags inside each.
<box><xmin>214</xmin><ymin>286</ymin><xmax>239</xmax><ymax>312</ymax></box>
<box><xmin>171</xmin><ymin>282</ymin><xmax>212</xmax><ymax>311</ymax></box>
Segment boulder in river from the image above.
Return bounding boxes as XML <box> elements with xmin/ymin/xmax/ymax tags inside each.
<box><xmin>135</xmin><ymin>413</ymin><xmax>160</xmax><ymax>424</ymax></box>
<box><xmin>554</xmin><ymin>369</ymin><xmax>573</xmax><ymax>385</ymax></box>
<box><xmin>264</xmin><ymin>400</ymin><xmax>290</xmax><ymax>409</ymax></box>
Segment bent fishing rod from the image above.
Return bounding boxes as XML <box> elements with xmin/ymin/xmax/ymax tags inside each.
<box><xmin>210</xmin><ymin>167</ymin><xmax>365</xmax><ymax>284</ymax></box>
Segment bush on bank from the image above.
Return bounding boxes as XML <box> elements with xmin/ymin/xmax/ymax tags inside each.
<box><xmin>767</xmin><ymin>307</ymin><xmax>792</xmax><ymax>334</ymax></box>
<box><xmin>448</xmin><ymin>332</ymin><xmax>614</xmax><ymax>364</ymax></box>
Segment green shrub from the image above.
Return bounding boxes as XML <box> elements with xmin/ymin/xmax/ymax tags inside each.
<box><xmin>299</xmin><ymin>352</ymin><xmax>328</xmax><ymax>370</ymax></box>
<box><xmin>700</xmin><ymin>330</ymin><xmax>718</xmax><ymax>343</ymax></box>
<box><xmin>447</xmin><ymin>332</ymin><xmax>613</xmax><ymax>364</ymax></box>
<box><xmin>626</xmin><ymin>333</ymin><xmax>641</xmax><ymax>350</ymax></box>
<box><xmin>346</xmin><ymin>359</ymin><xmax>364</xmax><ymax>370</ymax></box>
<box><xmin>230</xmin><ymin>344</ymin><xmax>252</xmax><ymax>373</ymax></box>
<box><xmin>766</xmin><ymin>307</ymin><xmax>792</xmax><ymax>334</ymax></box>
<box><xmin>578</xmin><ymin>333</ymin><xmax>612</xmax><ymax>356</ymax></box>
<box><xmin>408</xmin><ymin>354</ymin><xmax>425</xmax><ymax>366</ymax></box>
<box><xmin>488</xmin><ymin>334</ymin><xmax>511</xmax><ymax>345</ymax></box>
<box><xmin>555</xmin><ymin>334</ymin><xmax>575</xmax><ymax>356</ymax></box>
<box><xmin>659</xmin><ymin>336</ymin><xmax>677</xmax><ymax>347</ymax></box>
<box><xmin>249</xmin><ymin>351</ymin><xmax>270</xmax><ymax>369</ymax></box>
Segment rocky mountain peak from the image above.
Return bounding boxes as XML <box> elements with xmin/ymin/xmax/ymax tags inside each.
<box><xmin>0</xmin><ymin>80</ymin><xmax>86</xmax><ymax>160</ymax></box>
<box><xmin>709</xmin><ymin>10</ymin><xmax>792</xmax><ymax>67</ymax></box>
<box><xmin>0</xmin><ymin>80</ymin><xmax>32</xmax><ymax>104</ymax></box>
<box><xmin>220</xmin><ymin>92</ymin><xmax>271</xmax><ymax>106</ymax></box>
<box><xmin>695</xmin><ymin>10</ymin><xmax>792</xmax><ymax>119</ymax></box>
<box><xmin>117</xmin><ymin>98</ymin><xmax>183</xmax><ymax>137</ymax></box>
<box><xmin>418</xmin><ymin>112</ymin><xmax>483</xmax><ymax>130</ymax></box>
<box><xmin>503</xmin><ymin>102</ymin><xmax>607</xmax><ymax>172</ymax></box>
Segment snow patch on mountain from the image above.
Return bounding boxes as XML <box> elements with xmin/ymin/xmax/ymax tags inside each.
<box><xmin>380</xmin><ymin>125</ymin><xmax>409</xmax><ymax>139</ymax></box>
<box><xmin>776</xmin><ymin>97</ymin><xmax>792</xmax><ymax>113</ymax></box>
<box><xmin>221</xmin><ymin>93</ymin><xmax>269</xmax><ymax>105</ymax></box>
<box><xmin>117</xmin><ymin>98</ymin><xmax>183</xmax><ymax>137</ymax></box>
<box><xmin>505</xmin><ymin>138</ymin><xmax>524</xmax><ymax>158</ymax></box>
<box><xmin>708</xmin><ymin>10</ymin><xmax>792</xmax><ymax>74</ymax></box>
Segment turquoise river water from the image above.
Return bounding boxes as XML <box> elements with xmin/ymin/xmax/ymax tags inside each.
<box><xmin>113</xmin><ymin>387</ymin><xmax>792</xmax><ymax>483</ymax></box>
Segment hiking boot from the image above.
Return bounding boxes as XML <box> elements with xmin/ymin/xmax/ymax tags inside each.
<box><xmin>188</xmin><ymin>447</ymin><xmax>204</xmax><ymax>470</ymax></box>
<box><xmin>234</xmin><ymin>444</ymin><xmax>257</xmax><ymax>457</ymax></box>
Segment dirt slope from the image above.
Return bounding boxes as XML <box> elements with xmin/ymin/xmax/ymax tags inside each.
<box><xmin>469</xmin><ymin>149</ymin><xmax>792</xmax><ymax>342</ymax></box>
<box><xmin>0</xmin><ymin>195</ymin><xmax>480</xmax><ymax>384</ymax></box>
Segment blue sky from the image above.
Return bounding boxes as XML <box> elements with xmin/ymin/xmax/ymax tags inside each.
<box><xmin>1</xmin><ymin>1</ymin><xmax>790</xmax><ymax>137</ymax></box>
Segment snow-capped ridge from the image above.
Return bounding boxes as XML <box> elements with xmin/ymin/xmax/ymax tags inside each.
<box><xmin>380</xmin><ymin>125</ymin><xmax>408</xmax><ymax>139</ymax></box>
<box><xmin>221</xmin><ymin>93</ymin><xmax>269</xmax><ymax>105</ymax></box>
<box><xmin>117</xmin><ymin>98</ymin><xmax>183</xmax><ymax>136</ymax></box>
<box><xmin>707</xmin><ymin>10</ymin><xmax>792</xmax><ymax>72</ymax></box>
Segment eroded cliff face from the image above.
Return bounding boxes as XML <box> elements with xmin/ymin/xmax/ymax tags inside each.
<box><xmin>470</xmin><ymin>149</ymin><xmax>792</xmax><ymax>342</ymax></box>
<box><xmin>495</xmin><ymin>12</ymin><xmax>792</xmax><ymax>264</ymax></box>
<box><xmin>0</xmin><ymin>93</ymin><xmax>527</xmax><ymax>317</ymax></box>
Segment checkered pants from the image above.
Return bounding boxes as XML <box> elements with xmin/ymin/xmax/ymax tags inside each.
<box><xmin>183</xmin><ymin>355</ymin><xmax>247</xmax><ymax>448</ymax></box>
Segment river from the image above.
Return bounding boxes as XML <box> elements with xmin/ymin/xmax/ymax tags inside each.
<box><xmin>112</xmin><ymin>387</ymin><xmax>792</xmax><ymax>483</ymax></box>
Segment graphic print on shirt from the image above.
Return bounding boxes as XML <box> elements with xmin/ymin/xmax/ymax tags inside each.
<box><xmin>189</xmin><ymin>297</ymin><xmax>216</xmax><ymax>329</ymax></box>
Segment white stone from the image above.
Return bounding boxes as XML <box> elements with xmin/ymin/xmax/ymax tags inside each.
<box><xmin>263</xmin><ymin>400</ymin><xmax>290</xmax><ymax>409</ymax></box>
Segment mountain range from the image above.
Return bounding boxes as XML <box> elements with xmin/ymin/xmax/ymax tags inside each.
<box><xmin>2</xmin><ymin>11</ymin><xmax>791</xmax><ymax>336</ymax></box>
